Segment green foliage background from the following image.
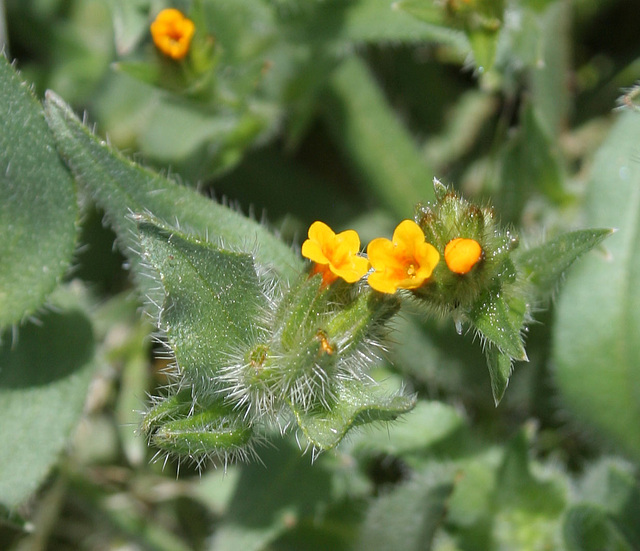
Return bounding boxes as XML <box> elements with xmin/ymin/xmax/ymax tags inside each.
<box><xmin>1</xmin><ymin>0</ymin><xmax>640</xmax><ymax>549</ymax></box>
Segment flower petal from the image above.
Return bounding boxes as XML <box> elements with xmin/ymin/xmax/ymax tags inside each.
<box><xmin>301</xmin><ymin>239</ymin><xmax>329</xmax><ymax>265</ymax></box>
<box><xmin>367</xmin><ymin>237</ymin><xmax>399</xmax><ymax>270</ymax></box>
<box><xmin>367</xmin><ymin>271</ymin><xmax>399</xmax><ymax>294</ymax></box>
<box><xmin>336</xmin><ymin>229</ymin><xmax>361</xmax><ymax>252</ymax></box>
<box><xmin>332</xmin><ymin>255</ymin><xmax>370</xmax><ymax>283</ymax></box>
<box><xmin>308</xmin><ymin>221</ymin><xmax>335</xmax><ymax>244</ymax></box>
<box><xmin>393</xmin><ymin>219</ymin><xmax>426</xmax><ymax>252</ymax></box>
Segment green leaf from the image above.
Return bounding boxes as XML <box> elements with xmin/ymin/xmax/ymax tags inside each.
<box><xmin>342</xmin><ymin>0</ymin><xmax>467</xmax><ymax>49</ymax></box>
<box><xmin>498</xmin><ymin>105</ymin><xmax>571</xmax><ymax>222</ymax></box>
<box><xmin>392</xmin><ymin>0</ymin><xmax>447</xmax><ymax>26</ymax></box>
<box><xmin>349</xmin><ymin>400</ymin><xmax>465</xmax><ymax>457</ymax></box>
<box><xmin>107</xmin><ymin>0</ymin><xmax>150</xmax><ymax>56</ymax></box>
<box><xmin>553</xmin><ymin>110</ymin><xmax>640</xmax><ymax>461</ymax></box>
<box><xmin>0</xmin><ymin>287</ymin><xmax>97</xmax><ymax>508</ymax></box>
<box><xmin>485</xmin><ymin>346</ymin><xmax>513</xmax><ymax>406</ymax></box>
<box><xmin>0</xmin><ymin>56</ymin><xmax>78</xmax><ymax>327</ymax></box>
<box><xmin>470</xmin><ymin>289</ymin><xmax>528</xmax><ymax>362</ymax></box>
<box><xmin>43</xmin><ymin>90</ymin><xmax>301</xmax><ymax>314</ymax></box>
<box><xmin>515</xmin><ymin>228</ymin><xmax>613</xmax><ymax>297</ymax></box>
<box><xmin>563</xmin><ymin>505</ymin><xmax>632</xmax><ymax>551</ymax></box>
<box><xmin>136</xmin><ymin>216</ymin><xmax>266</xmax><ymax>379</ymax></box>
<box><xmin>290</xmin><ymin>380</ymin><xmax>416</xmax><ymax>451</ymax></box>
<box><xmin>495</xmin><ymin>430</ymin><xmax>566</xmax><ymax>515</ymax></box>
<box><xmin>151</xmin><ymin>406</ymin><xmax>255</xmax><ymax>459</ymax></box>
<box><xmin>355</xmin><ymin>467</ymin><xmax>455</xmax><ymax>551</ymax></box>
<box><xmin>322</xmin><ymin>56</ymin><xmax>435</xmax><ymax>218</ymax></box>
<box><xmin>529</xmin><ymin>1</ymin><xmax>571</xmax><ymax>137</ymax></box>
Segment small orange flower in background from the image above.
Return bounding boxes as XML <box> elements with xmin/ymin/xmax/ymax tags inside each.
<box><xmin>301</xmin><ymin>221</ymin><xmax>370</xmax><ymax>286</ymax></box>
<box><xmin>444</xmin><ymin>238</ymin><xmax>482</xmax><ymax>274</ymax></box>
<box><xmin>367</xmin><ymin>220</ymin><xmax>440</xmax><ymax>294</ymax></box>
<box><xmin>150</xmin><ymin>8</ymin><xmax>195</xmax><ymax>60</ymax></box>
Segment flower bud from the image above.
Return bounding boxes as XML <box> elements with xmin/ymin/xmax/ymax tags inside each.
<box><xmin>413</xmin><ymin>179</ymin><xmax>518</xmax><ymax>314</ymax></box>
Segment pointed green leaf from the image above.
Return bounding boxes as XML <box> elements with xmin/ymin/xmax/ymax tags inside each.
<box><xmin>289</xmin><ymin>380</ymin><xmax>416</xmax><ymax>451</ymax></box>
<box><xmin>43</xmin><ymin>91</ymin><xmax>301</xmax><ymax>312</ymax></box>
<box><xmin>392</xmin><ymin>0</ymin><xmax>448</xmax><ymax>26</ymax></box>
<box><xmin>0</xmin><ymin>287</ymin><xmax>97</xmax><ymax>508</ymax></box>
<box><xmin>0</xmin><ymin>56</ymin><xmax>78</xmax><ymax>327</ymax></box>
<box><xmin>553</xmin><ymin>111</ymin><xmax>640</xmax><ymax>461</ymax></box>
<box><xmin>515</xmin><ymin>228</ymin><xmax>613</xmax><ymax>297</ymax></box>
<box><xmin>349</xmin><ymin>400</ymin><xmax>465</xmax><ymax>456</ymax></box>
<box><xmin>470</xmin><ymin>289</ymin><xmax>528</xmax><ymax>361</ymax></box>
<box><xmin>356</xmin><ymin>467</ymin><xmax>455</xmax><ymax>551</ymax></box>
<box><xmin>485</xmin><ymin>346</ymin><xmax>513</xmax><ymax>406</ymax></box>
<box><xmin>136</xmin><ymin>216</ymin><xmax>266</xmax><ymax>378</ymax></box>
<box><xmin>282</xmin><ymin>0</ymin><xmax>468</xmax><ymax>48</ymax></box>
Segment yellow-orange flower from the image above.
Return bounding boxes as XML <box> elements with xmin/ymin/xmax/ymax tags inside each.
<box><xmin>150</xmin><ymin>9</ymin><xmax>195</xmax><ymax>60</ymax></box>
<box><xmin>301</xmin><ymin>221</ymin><xmax>369</xmax><ymax>285</ymax></box>
<box><xmin>367</xmin><ymin>220</ymin><xmax>440</xmax><ymax>294</ymax></box>
<box><xmin>444</xmin><ymin>237</ymin><xmax>482</xmax><ymax>274</ymax></box>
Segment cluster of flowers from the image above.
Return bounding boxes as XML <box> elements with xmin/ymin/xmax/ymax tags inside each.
<box><xmin>302</xmin><ymin>219</ymin><xmax>483</xmax><ymax>294</ymax></box>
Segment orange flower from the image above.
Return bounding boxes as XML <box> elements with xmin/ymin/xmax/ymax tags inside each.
<box><xmin>367</xmin><ymin>220</ymin><xmax>440</xmax><ymax>294</ymax></box>
<box><xmin>301</xmin><ymin>221</ymin><xmax>369</xmax><ymax>285</ymax></box>
<box><xmin>444</xmin><ymin>238</ymin><xmax>482</xmax><ymax>274</ymax></box>
<box><xmin>150</xmin><ymin>9</ymin><xmax>195</xmax><ymax>60</ymax></box>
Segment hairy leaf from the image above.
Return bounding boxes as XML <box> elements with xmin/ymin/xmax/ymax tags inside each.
<box><xmin>515</xmin><ymin>228</ymin><xmax>613</xmax><ymax>297</ymax></box>
<box><xmin>470</xmin><ymin>289</ymin><xmax>527</xmax><ymax>362</ymax></box>
<box><xmin>43</xmin><ymin>91</ymin><xmax>301</xmax><ymax>316</ymax></box>
<box><xmin>0</xmin><ymin>56</ymin><xmax>77</xmax><ymax>327</ymax></box>
<box><xmin>136</xmin><ymin>216</ymin><xmax>266</xmax><ymax>379</ymax></box>
<box><xmin>290</xmin><ymin>380</ymin><xmax>415</xmax><ymax>451</ymax></box>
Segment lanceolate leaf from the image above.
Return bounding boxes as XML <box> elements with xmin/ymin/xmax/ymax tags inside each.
<box><xmin>136</xmin><ymin>216</ymin><xmax>266</xmax><ymax>379</ymax></box>
<box><xmin>486</xmin><ymin>346</ymin><xmax>513</xmax><ymax>406</ymax></box>
<box><xmin>0</xmin><ymin>56</ymin><xmax>78</xmax><ymax>327</ymax></box>
<box><xmin>469</xmin><ymin>289</ymin><xmax>527</xmax><ymax>362</ymax></box>
<box><xmin>553</xmin><ymin>111</ymin><xmax>640</xmax><ymax>461</ymax></box>
<box><xmin>43</xmin><ymin>91</ymin><xmax>301</xmax><ymax>314</ymax></box>
<box><xmin>289</xmin><ymin>380</ymin><xmax>415</xmax><ymax>451</ymax></box>
<box><xmin>515</xmin><ymin>228</ymin><xmax>613</xmax><ymax>297</ymax></box>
